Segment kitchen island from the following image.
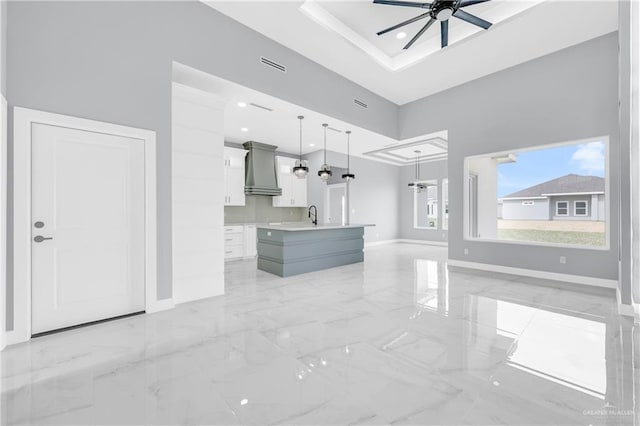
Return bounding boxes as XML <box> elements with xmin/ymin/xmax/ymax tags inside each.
<box><xmin>256</xmin><ymin>223</ymin><xmax>374</xmax><ymax>277</ymax></box>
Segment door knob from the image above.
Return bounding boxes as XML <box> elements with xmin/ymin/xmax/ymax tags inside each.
<box><xmin>33</xmin><ymin>236</ymin><xmax>53</xmax><ymax>243</ymax></box>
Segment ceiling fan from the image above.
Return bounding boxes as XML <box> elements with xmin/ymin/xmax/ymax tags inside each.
<box><xmin>373</xmin><ymin>0</ymin><xmax>493</xmax><ymax>50</ymax></box>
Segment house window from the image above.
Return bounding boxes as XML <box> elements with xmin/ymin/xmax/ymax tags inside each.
<box><xmin>465</xmin><ymin>137</ymin><xmax>608</xmax><ymax>248</ymax></box>
<box><xmin>556</xmin><ymin>201</ymin><xmax>569</xmax><ymax>216</ymax></box>
<box><xmin>575</xmin><ymin>200</ymin><xmax>588</xmax><ymax>216</ymax></box>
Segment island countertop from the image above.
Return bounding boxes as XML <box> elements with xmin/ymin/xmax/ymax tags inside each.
<box><xmin>256</xmin><ymin>223</ymin><xmax>375</xmax><ymax>232</ymax></box>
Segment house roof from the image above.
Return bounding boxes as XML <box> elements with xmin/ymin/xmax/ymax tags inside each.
<box><xmin>503</xmin><ymin>174</ymin><xmax>605</xmax><ymax>199</ymax></box>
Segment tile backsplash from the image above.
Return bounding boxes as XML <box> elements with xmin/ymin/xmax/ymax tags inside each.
<box><xmin>225</xmin><ymin>195</ymin><xmax>307</xmax><ymax>224</ymax></box>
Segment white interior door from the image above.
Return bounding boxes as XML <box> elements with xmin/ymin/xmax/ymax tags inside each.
<box><xmin>325</xmin><ymin>184</ymin><xmax>346</xmax><ymax>225</ymax></box>
<box><xmin>31</xmin><ymin>123</ymin><xmax>145</xmax><ymax>334</ymax></box>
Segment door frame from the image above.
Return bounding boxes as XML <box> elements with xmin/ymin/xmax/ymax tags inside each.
<box><xmin>10</xmin><ymin>107</ymin><xmax>159</xmax><ymax>345</ymax></box>
<box><xmin>325</xmin><ymin>182</ymin><xmax>347</xmax><ymax>225</ymax></box>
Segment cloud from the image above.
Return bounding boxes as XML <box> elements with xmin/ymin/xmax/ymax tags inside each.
<box><xmin>571</xmin><ymin>142</ymin><xmax>605</xmax><ymax>174</ymax></box>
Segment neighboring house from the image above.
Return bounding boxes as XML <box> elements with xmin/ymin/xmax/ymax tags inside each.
<box><xmin>500</xmin><ymin>174</ymin><xmax>605</xmax><ymax>221</ymax></box>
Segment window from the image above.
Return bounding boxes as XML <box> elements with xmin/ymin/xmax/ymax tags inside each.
<box><xmin>413</xmin><ymin>180</ymin><xmax>438</xmax><ymax>229</ymax></box>
<box><xmin>465</xmin><ymin>137</ymin><xmax>608</xmax><ymax>248</ymax></box>
<box><xmin>575</xmin><ymin>200</ymin><xmax>588</xmax><ymax>216</ymax></box>
<box><xmin>556</xmin><ymin>201</ymin><xmax>569</xmax><ymax>216</ymax></box>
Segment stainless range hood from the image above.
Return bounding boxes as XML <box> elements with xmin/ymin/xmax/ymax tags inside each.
<box><xmin>242</xmin><ymin>141</ymin><xmax>282</xmax><ymax>196</ymax></box>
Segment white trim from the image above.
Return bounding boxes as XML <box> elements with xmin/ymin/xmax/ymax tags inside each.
<box><xmin>541</xmin><ymin>192</ymin><xmax>604</xmax><ymax>196</ymax></box>
<box><xmin>364</xmin><ymin>239</ymin><xmax>448</xmax><ymax>248</ymax></box>
<box><xmin>324</xmin><ymin>182</ymin><xmax>347</xmax><ymax>225</ymax></box>
<box><xmin>555</xmin><ymin>200</ymin><xmax>569</xmax><ymax>216</ymax></box>
<box><xmin>616</xmin><ymin>288</ymin><xmax>639</xmax><ymax>318</ymax></box>
<box><xmin>499</xmin><ymin>196</ymin><xmax>548</xmax><ymax>201</ymax></box>
<box><xmin>12</xmin><ymin>107</ymin><xmax>159</xmax><ymax>345</ymax></box>
<box><xmin>364</xmin><ymin>239</ymin><xmax>400</xmax><ymax>248</ymax></box>
<box><xmin>0</xmin><ymin>96</ymin><xmax>5</xmax><ymax>351</ymax></box>
<box><xmin>145</xmin><ymin>298</ymin><xmax>175</xmax><ymax>314</ymax></box>
<box><xmin>447</xmin><ymin>259</ymin><xmax>618</xmax><ymax>290</ymax></box>
<box><xmin>574</xmin><ymin>199</ymin><xmax>589</xmax><ymax>216</ymax></box>
<box><xmin>397</xmin><ymin>239</ymin><xmax>448</xmax><ymax>247</ymax></box>
<box><xmin>447</xmin><ymin>259</ymin><xmax>618</xmax><ymax>289</ymax></box>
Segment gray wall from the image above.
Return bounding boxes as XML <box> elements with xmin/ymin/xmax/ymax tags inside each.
<box><xmin>502</xmin><ymin>199</ymin><xmax>549</xmax><ymax>221</ymax></box>
<box><xmin>1</xmin><ymin>0</ymin><xmax>5</xmax><ymax>96</ymax></box>
<box><xmin>399</xmin><ymin>33</ymin><xmax>619</xmax><ymax>281</ymax></box>
<box><xmin>304</xmin><ymin>150</ymin><xmax>400</xmax><ymax>244</ymax></box>
<box><xmin>224</xmin><ymin>196</ymin><xmax>306</xmax><ymax>224</ymax></box>
<box><xmin>398</xmin><ymin>159</ymin><xmax>448</xmax><ymax>243</ymax></box>
<box><xmin>5</xmin><ymin>1</ymin><xmax>399</xmax><ymax>329</ymax></box>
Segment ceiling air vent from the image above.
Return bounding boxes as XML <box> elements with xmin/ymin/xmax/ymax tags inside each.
<box><xmin>249</xmin><ymin>102</ymin><xmax>273</xmax><ymax>112</ymax></box>
<box><xmin>354</xmin><ymin>99</ymin><xmax>368</xmax><ymax>109</ymax></box>
<box><xmin>260</xmin><ymin>56</ymin><xmax>286</xmax><ymax>73</ymax></box>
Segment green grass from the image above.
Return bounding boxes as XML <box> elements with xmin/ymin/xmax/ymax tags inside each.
<box><xmin>497</xmin><ymin>229</ymin><xmax>605</xmax><ymax>247</ymax></box>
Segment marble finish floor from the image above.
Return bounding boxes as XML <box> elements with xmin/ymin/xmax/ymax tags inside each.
<box><xmin>1</xmin><ymin>243</ymin><xmax>638</xmax><ymax>425</ymax></box>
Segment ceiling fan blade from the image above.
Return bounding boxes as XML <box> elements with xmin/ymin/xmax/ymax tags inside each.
<box><xmin>403</xmin><ymin>17</ymin><xmax>436</xmax><ymax>49</ymax></box>
<box><xmin>377</xmin><ymin>12</ymin><xmax>431</xmax><ymax>36</ymax></box>
<box><xmin>440</xmin><ymin>20</ymin><xmax>449</xmax><ymax>47</ymax></box>
<box><xmin>373</xmin><ymin>0</ymin><xmax>431</xmax><ymax>9</ymax></box>
<box><xmin>458</xmin><ymin>0</ymin><xmax>491</xmax><ymax>7</ymax></box>
<box><xmin>453</xmin><ymin>9</ymin><xmax>492</xmax><ymax>29</ymax></box>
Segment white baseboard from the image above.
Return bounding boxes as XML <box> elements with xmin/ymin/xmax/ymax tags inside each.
<box><xmin>616</xmin><ymin>288</ymin><xmax>639</xmax><ymax>318</ymax></box>
<box><xmin>364</xmin><ymin>239</ymin><xmax>448</xmax><ymax>248</ymax></box>
<box><xmin>364</xmin><ymin>239</ymin><xmax>399</xmax><ymax>248</ymax></box>
<box><xmin>397</xmin><ymin>239</ymin><xmax>448</xmax><ymax>247</ymax></box>
<box><xmin>447</xmin><ymin>259</ymin><xmax>618</xmax><ymax>289</ymax></box>
<box><xmin>146</xmin><ymin>298</ymin><xmax>175</xmax><ymax>313</ymax></box>
<box><xmin>5</xmin><ymin>328</ymin><xmax>29</xmax><ymax>346</ymax></box>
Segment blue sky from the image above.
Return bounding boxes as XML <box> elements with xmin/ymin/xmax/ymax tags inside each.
<box><xmin>497</xmin><ymin>141</ymin><xmax>605</xmax><ymax>197</ymax></box>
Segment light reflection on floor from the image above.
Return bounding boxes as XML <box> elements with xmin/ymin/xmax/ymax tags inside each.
<box><xmin>1</xmin><ymin>243</ymin><xmax>636</xmax><ymax>425</ymax></box>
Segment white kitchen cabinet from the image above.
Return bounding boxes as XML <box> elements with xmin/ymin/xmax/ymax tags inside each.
<box><xmin>224</xmin><ymin>225</ymin><xmax>244</xmax><ymax>260</ymax></box>
<box><xmin>224</xmin><ymin>147</ymin><xmax>247</xmax><ymax>206</ymax></box>
<box><xmin>224</xmin><ymin>224</ymin><xmax>257</xmax><ymax>261</ymax></box>
<box><xmin>273</xmin><ymin>156</ymin><xmax>307</xmax><ymax>207</ymax></box>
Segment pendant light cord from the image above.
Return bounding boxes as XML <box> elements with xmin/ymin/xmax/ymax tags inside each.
<box><xmin>298</xmin><ymin>116</ymin><xmax>304</xmax><ymax>160</ymax></box>
<box><xmin>346</xmin><ymin>131</ymin><xmax>351</xmax><ymax>172</ymax></box>
<box><xmin>323</xmin><ymin>123</ymin><xmax>328</xmax><ymax>164</ymax></box>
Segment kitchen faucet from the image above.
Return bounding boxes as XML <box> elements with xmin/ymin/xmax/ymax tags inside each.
<box><xmin>308</xmin><ymin>205</ymin><xmax>318</xmax><ymax>226</ymax></box>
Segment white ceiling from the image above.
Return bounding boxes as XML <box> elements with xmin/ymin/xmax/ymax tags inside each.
<box><xmin>204</xmin><ymin>0</ymin><xmax>618</xmax><ymax>105</ymax></box>
<box><xmin>173</xmin><ymin>62</ymin><xmax>447</xmax><ymax>165</ymax></box>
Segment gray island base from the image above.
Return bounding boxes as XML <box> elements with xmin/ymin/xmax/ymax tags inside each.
<box><xmin>256</xmin><ymin>224</ymin><xmax>374</xmax><ymax>277</ymax></box>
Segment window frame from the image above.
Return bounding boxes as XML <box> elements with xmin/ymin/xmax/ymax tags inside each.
<box><xmin>462</xmin><ymin>136</ymin><xmax>610</xmax><ymax>251</ymax></box>
<box><xmin>574</xmin><ymin>200</ymin><xmax>589</xmax><ymax>217</ymax></box>
<box><xmin>556</xmin><ymin>200</ymin><xmax>569</xmax><ymax>217</ymax></box>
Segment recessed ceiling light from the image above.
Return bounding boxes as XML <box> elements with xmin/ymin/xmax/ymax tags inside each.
<box><xmin>237</xmin><ymin>102</ymin><xmax>247</xmax><ymax>107</ymax></box>
<box><xmin>396</xmin><ymin>32</ymin><xmax>407</xmax><ymax>40</ymax></box>
<box><xmin>309</xmin><ymin>143</ymin><xmax>315</xmax><ymax>147</ymax></box>
<box><xmin>241</xmin><ymin>127</ymin><xmax>249</xmax><ymax>132</ymax></box>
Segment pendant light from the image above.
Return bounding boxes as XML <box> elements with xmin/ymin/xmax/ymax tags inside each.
<box><xmin>342</xmin><ymin>130</ymin><xmax>355</xmax><ymax>181</ymax></box>
<box><xmin>293</xmin><ymin>115</ymin><xmax>309</xmax><ymax>178</ymax></box>
<box><xmin>318</xmin><ymin>123</ymin><xmax>332</xmax><ymax>181</ymax></box>
<box><xmin>408</xmin><ymin>150</ymin><xmax>427</xmax><ymax>192</ymax></box>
